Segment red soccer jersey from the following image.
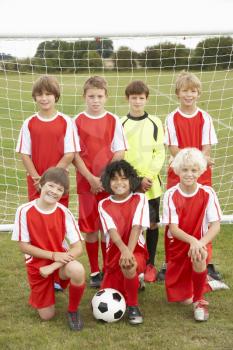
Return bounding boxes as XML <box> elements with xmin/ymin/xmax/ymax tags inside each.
<box><xmin>98</xmin><ymin>193</ymin><xmax>149</xmax><ymax>272</ymax></box>
<box><xmin>73</xmin><ymin>111</ymin><xmax>127</xmax><ymax>193</ymax></box>
<box><xmin>163</xmin><ymin>183</ymin><xmax>222</xmax><ymax>261</ymax></box>
<box><xmin>12</xmin><ymin>200</ymin><xmax>83</xmax><ymax>269</ymax></box>
<box><xmin>164</xmin><ymin>108</ymin><xmax>218</xmax><ymax>187</ymax></box>
<box><xmin>16</xmin><ymin>113</ymin><xmax>78</xmax><ymax>176</ymax></box>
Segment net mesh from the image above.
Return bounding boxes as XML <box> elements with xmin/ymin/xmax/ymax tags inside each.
<box><xmin>0</xmin><ymin>34</ymin><xmax>232</xmax><ymax>226</ymax></box>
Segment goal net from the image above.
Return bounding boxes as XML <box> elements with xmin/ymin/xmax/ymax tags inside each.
<box><xmin>0</xmin><ymin>34</ymin><xmax>233</xmax><ymax>230</ymax></box>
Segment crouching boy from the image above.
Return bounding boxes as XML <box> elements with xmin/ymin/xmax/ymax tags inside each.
<box><xmin>12</xmin><ymin>167</ymin><xmax>86</xmax><ymax>331</ymax></box>
<box><xmin>163</xmin><ymin>148</ymin><xmax>221</xmax><ymax>321</ymax></box>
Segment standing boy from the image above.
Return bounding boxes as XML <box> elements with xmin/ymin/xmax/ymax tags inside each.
<box><xmin>73</xmin><ymin>76</ymin><xmax>127</xmax><ymax>288</ymax></box>
<box><xmin>16</xmin><ymin>75</ymin><xmax>76</xmax><ymax>207</ymax></box>
<box><xmin>122</xmin><ymin>81</ymin><xmax>165</xmax><ymax>283</ymax></box>
<box><xmin>163</xmin><ymin>148</ymin><xmax>221</xmax><ymax>321</ymax></box>
<box><xmin>99</xmin><ymin>160</ymin><xmax>149</xmax><ymax>324</ymax></box>
<box><xmin>12</xmin><ymin>167</ymin><xmax>86</xmax><ymax>331</ymax></box>
<box><xmin>158</xmin><ymin>71</ymin><xmax>220</xmax><ymax>281</ymax></box>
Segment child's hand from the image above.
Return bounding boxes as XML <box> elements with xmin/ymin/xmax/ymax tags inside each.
<box><xmin>53</xmin><ymin>251</ymin><xmax>74</xmax><ymax>264</ymax></box>
<box><xmin>188</xmin><ymin>239</ymin><xmax>207</xmax><ymax>262</ymax></box>
<box><xmin>89</xmin><ymin>176</ymin><xmax>104</xmax><ymax>194</ymax></box>
<box><xmin>119</xmin><ymin>249</ymin><xmax>136</xmax><ymax>269</ymax></box>
<box><xmin>39</xmin><ymin>264</ymin><xmax>55</xmax><ymax>278</ymax></box>
<box><xmin>32</xmin><ymin>176</ymin><xmax>41</xmax><ymax>192</ymax></box>
<box><xmin>141</xmin><ymin>177</ymin><xmax>153</xmax><ymax>192</ymax></box>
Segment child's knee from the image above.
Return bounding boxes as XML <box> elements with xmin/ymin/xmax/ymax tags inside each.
<box><xmin>38</xmin><ymin>306</ymin><xmax>55</xmax><ymax>321</ymax></box>
<box><xmin>193</xmin><ymin>259</ymin><xmax>206</xmax><ymax>272</ymax></box>
<box><xmin>66</xmin><ymin>260</ymin><xmax>85</xmax><ymax>283</ymax></box>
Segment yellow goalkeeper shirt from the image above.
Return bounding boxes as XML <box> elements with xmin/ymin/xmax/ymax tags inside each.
<box><xmin>121</xmin><ymin>112</ymin><xmax>165</xmax><ymax>200</ymax></box>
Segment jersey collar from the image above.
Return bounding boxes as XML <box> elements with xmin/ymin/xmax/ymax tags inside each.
<box><xmin>127</xmin><ymin>112</ymin><xmax>148</xmax><ymax>121</ymax></box>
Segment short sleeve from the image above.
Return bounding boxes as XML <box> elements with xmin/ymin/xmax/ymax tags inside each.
<box><xmin>132</xmin><ymin>193</ymin><xmax>150</xmax><ymax>230</ymax></box>
<box><xmin>111</xmin><ymin>116</ymin><xmax>128</xmax><ymax>152</ymax></box>
<box><xmin>65</xmin><ymin>208</ymin><xmax>83</xmax><ymax>244</ymax></box>
<box><xmin>11</xmin><ymin>206</ymin><xmax>30</xmax><ymax>242</ymax></box>
<box><xmin>202</xmin><ymin>112</ymin><xmax>218</xmax><ymax>145</ymax></box>
<box><xmin>206</xmin><ymin>188</ymin><xmax>222</xmax><ymax>222</ymax></box>
<box><xmin>16</xmin><ymin>119</ymin><xmax>31</xmax><ymax>155</ymax></box>
<box><xmin>162</xmin><ymin>190</ymin><xmax>179</xmax><ymax>225</ymax></box>
<box><xmin>63</xmin><ymin>116</ymin><xmax>79</xmax><ymax>153</ymax></box>
<box><xmin>164</xmin><ymin>112</ymin><xmax>178</xmax><ymax>146</ymax></box>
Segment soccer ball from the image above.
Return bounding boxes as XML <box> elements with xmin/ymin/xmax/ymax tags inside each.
<box><xmin>91</xmin><ymin>288</ymin><xmax>126</xmax><ymax>323</ymax></box>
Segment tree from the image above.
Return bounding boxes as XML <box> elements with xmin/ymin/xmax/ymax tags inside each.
<box><xmin>113</xmin><ymin>46</ymin><xmax>138</xmax><ymax>70</ymax></box>
<box><xmin>139</xmin><ymin>42</ymin><xmax>191</xmax><ymax>70</ymax></box>
<box><xmin>191</xmin><ymin>36</ymin><xmax>233</xmax><ymax>70</ymax></box>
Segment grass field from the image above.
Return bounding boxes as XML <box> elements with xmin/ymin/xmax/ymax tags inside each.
<box><xmin>0</xmin><ymin>70</ymin><xmax>233</xmax><ymax>225</ymax></box>
<box><xmin>0</xmin><ymin>226</ymin><xmax>232</xmax><ymax>350</ymax></box>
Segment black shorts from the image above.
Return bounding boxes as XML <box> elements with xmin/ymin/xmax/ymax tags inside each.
<box><xmin>148</xmin><ymin>197</ymin><xmax>160</xmax><ymax>224</ymax></box>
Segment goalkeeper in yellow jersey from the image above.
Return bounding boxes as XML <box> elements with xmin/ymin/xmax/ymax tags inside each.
<box><xmin>122</xmin><ymin>80</ymin><xmax>165</xmax><ymax>283</ymax></box>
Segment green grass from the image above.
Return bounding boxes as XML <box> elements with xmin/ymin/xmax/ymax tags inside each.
<box><xmin>0</xmin><ymin>70</ymin><xmax>233</xmax><ymax>224</ymax></box>
<box><xmin>0</xmin><ymin>226</ymin><xmax>232</xmax><ymax>350</ymax></box>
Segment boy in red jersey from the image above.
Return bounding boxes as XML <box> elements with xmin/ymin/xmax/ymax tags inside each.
<box><xmin>16</xmin><ymin>75</ymin><xmax>76</xmax><ymax>207</ymax></box>
<box><xmin>158</xmin><ymin>71</ymin><xmax>220</xmax><ymax>282</ymax></box>
<box><xmin>98</xmin><ymin>160</ymin><xmax>149</xmax><ymax>325</ymax></box>
<box><xmin>73</xmin><ymin>76</ymin><xmax>127</xmax><ymax>288</ymax></box>
<box><xmin>163</xmin><ymin>148</ymin><xmax>221</xmax><ymax>321</ymax></box>
<box><xmin>12</xmin><ymin>167</ymin><xmax>85</xmax><ymax>331</ymax></box>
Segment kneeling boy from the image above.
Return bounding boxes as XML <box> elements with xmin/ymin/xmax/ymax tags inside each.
<box><xmin>163</xmin><ymin>148</ymin><xmax>221</xmax><ymax>321</ymax></box>
<box><xmin>12</xmin><ymin>167</ymin><xmax>85</xmax><ymax>331</ymax></box>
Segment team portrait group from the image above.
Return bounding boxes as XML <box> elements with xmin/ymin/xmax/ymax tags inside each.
<box><xmin>11</xmin><ymin>71</ymin><xmax>228</xmax><ymax>332</ymax></box>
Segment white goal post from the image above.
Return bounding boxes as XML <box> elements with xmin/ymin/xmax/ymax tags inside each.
<box><xmin>0</xmin><ymin>32</ymin><xmax>233</xmax><ymax>231</ymax></box>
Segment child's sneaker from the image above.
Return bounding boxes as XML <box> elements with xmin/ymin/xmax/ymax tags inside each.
<box><xmin>144</xmin><ymin>264</ymin><xmax>157</xmax><ymax>282</ymax></box>
<box><xmin>207</xmin><ymin>263</ymin><xmax>222</xmax><ymax>281</ymax></box>
<box><xmin>157</xmin><ymin>263</ymin><xmax>167</xmax><ymax>282</ymax></box>
<box><xmin>127</xmin><ymin>306</ymin><xmax>143</xmax><ymax>325</ymax></box>
<box><xmin>90</xmin><ymin>272</ymin><xmax>102</xmax><ymax>288</ymax></box>
<box><xmin>193</xmin><ymin>300</ymin><xmax>209</xmax><ymax>322</ymax></box>
<box><xmin>67</xmin><ymin>310</ymin><xmax>84</xmax><ymax>331</ymax></box>
<box><xmin>54</xmin><ymin>282</ymin><xmax>63</xmax><ymax>292</ymax></box>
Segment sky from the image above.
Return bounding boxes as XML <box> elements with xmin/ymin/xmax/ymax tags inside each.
<box><xmin>1</xmin><ymin>0</ymin><xmax>233</xmax><ymax>58</ymax></box>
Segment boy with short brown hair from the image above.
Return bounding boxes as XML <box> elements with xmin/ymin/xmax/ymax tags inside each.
<box><xmin>16</xmin><ymin>75</ymin><xmax>76</xmax><ymax>207</ymax></box>
<box><xmin>12</xmin><ymin>167</ymin><xmax>85</xmax><ymax>331</ymax></box>
<box><xmin>122</xmin><ymin>80</ymin><xmax>165</xmax><ymax>283</ymax></box>
<box><xmin>73</xmin><ymin>76</ymin><xmax>127</xmax><ymax>288</ymax></box>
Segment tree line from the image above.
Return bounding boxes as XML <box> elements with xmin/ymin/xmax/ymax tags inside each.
<box><xmin>1</xmin><ymin>36</ymin><xmax>232</xmax><ymax>73</ymax></box>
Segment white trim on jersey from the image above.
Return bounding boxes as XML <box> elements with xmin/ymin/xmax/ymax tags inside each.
<box><xmin>111</xmin><ymin>115</ymin><xmax>128</xmax><ymax>152</ymax></box>
<box><xmin>16</xmin><ymin>113</ymin><xmax>76</xmax><ymax>155</ymax></box>
<box><xmin>16</xmin><ymin>116</ymin><xmax>32</xmax><ymax>155</ymax></box>
<box><xmin>162</xmin><ymin>185</ymin><xmax>179</xmax><ymax>225</ymax></box>
<box><xmin>164</xmin><ymin>108</ymin><xmax>218</xmax><ymax>146</ymax></box>
<box><xmin>162</xmin><ymin>184</ymin><xmax>222</xmax><ymax>237</ymax></box>
<box><xmin>12</xmin><ymin>201</ymin><xmax>33</xmax><ymax>242</ymax></box>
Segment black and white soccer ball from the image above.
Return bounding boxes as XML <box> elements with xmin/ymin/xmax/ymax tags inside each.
<box><xmin>91</xmin><ymin>288</ymin><xmax>126</xmax><ymax>323</ymax></box>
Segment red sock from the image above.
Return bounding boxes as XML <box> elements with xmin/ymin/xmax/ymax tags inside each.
<box><xmin>124</xmin><ymin>275</ymin><xmax>139</xmax><ymax>306</ymax></box>
<box><xmin>85</xmin><ymin>241</ymin><xmax>99</xmax><ymax>274</ymax></box>
<box><xmin>68</xmin><ymin>283</ymin><xmax>86</xmax><ymax>312</ymax></box>
<box><xmin>101</xmin><ymin>241</ymin><xmax>106</xmax><ymax>273</ymax></box>
<box><xmin>192</xmin><ymin>269</ymin><xmax>207</xmax><ymax>303</ymax></box>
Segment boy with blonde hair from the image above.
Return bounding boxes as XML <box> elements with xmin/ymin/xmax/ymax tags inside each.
<box><xmin>16</xmin><ymin>75</ymin><xmax>76</xmax><ymax>207</ymax></box>
<box><xmin>73</xmin><ymin>76</ymin><xmax>127</xmax><ymax>288</ymax></box>
<box><xmin>163</xmin><ymin>148</ymin><xmax>221</xmax><ymax>321</ymax></box>
<box><xmin>158</xmin><ymin>70</ymin><xmax>220</xmax><ymax>282</ymax></box>
<box><xmin>122</xmin><ymin>80</ymin><xmax>165</xmax><ymax>283</ymax></box>
<box><xmin>12</xmin><ymin>167</ymin><xmax>86</xmax><ymax>331</ymax></box>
